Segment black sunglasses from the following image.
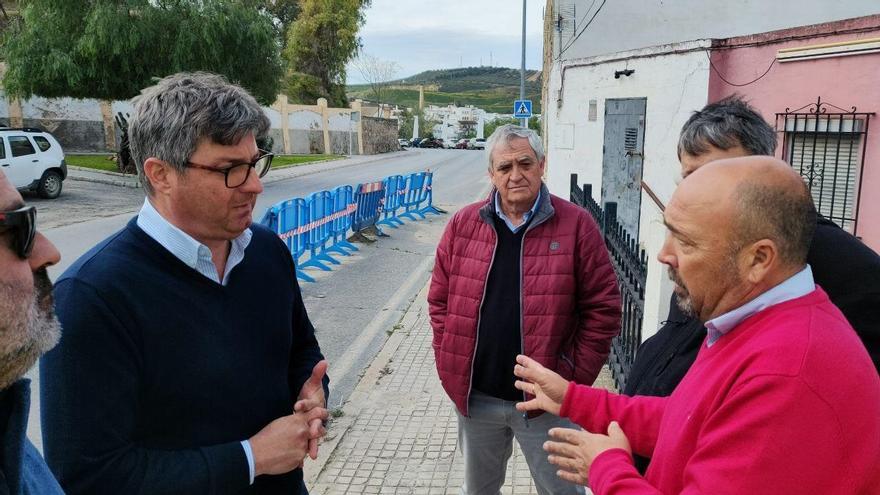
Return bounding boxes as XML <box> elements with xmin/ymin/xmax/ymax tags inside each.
<box><xmin>0</xmin><ymin>205</ymin><xmax>36</xmax><ymax>259</ymax></box>
<box><xmin>185</xmin><ymin>150</ymin><xmax>274</xmax><ymax>188</ymax></box>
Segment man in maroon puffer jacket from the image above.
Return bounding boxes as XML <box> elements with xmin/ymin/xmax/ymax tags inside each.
<box><xmin>428</xmin><ymin>124</ymin><xmax>621</xmax><ymax>494</ymax></box>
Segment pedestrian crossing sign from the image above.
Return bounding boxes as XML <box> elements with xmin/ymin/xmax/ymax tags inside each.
<box><xmin>514</xmin><ymin>100</ymin><xmax>533</xmax><ymax>119</ymax></box>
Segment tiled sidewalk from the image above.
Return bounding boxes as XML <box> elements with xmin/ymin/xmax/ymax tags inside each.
<box><xmin>307</xmin><ymin>281</ymin><xmax>615</xmax><ymax>494</ymax></box>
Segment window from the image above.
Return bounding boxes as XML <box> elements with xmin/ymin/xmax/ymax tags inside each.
<box><xmin>33</xmin><ymin>136</ymin><xmax>52</xmax><ymax>151</ymax></box>
<box><xmin>0</xmin><ymin>138</ymin><xmax>5</xmax><ymax>160</ymax></box>
<box><xmin>787</xmin><ymin>132</ymin><xmax>862</xmax><ymax>233</ymax></box>
<box><xmin>9</xmin><ymin>136</ymin><xmax>36</xmax><ymax>157</ymax></box>
<box><xmin>777</xmin><ymin>103</ymin><xmax>870</xmax><ymax>236</ymax></box>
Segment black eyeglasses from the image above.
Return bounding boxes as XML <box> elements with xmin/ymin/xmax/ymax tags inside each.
<box><xmin>185</xmin><ymin>150</ymin><xmax>274</xmax><ymax>188</ymax></box>
<box><xmin>0</xmin><ymin>205</ymin><xmax>36</xmax><ymax>259</ymax></box>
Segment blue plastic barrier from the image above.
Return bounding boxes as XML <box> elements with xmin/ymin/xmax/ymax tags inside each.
<box><xmin>259</xmin><ymin>207</ymin><xmax>277</xmax><ymax>232</ymax></box>
<box><xmin>417</xmin><ymin>170</ymin><xmax>444</xmax><ymax>216</ymax></box>
<box><xmin>299</xmin><ymin>190</ymin><xmax>340</xmax><ymax>271</ymax></box>
<box><xmin>353</xmin><ymin>180</ymin><xmax>386</xmax><ymax>233</ymax></box>
<box><xmin>376</xmin><ymin>175</ymin><xmax>406</xmax><ymax>228</ymax></box>
<box><xmin>262</xmin><ymin>198</ymin><xmax>315</xmax><ymax>283</ymax></box>
<box><xmin>260</xmin><ymin>166</ymin><xmax>446</xmax><ymax>284</ymax></box>
<box><xmin>278</xmin><ymin>198</ymin><xmax>314</xmax><ymax>282</ymax></box>
<box><xmin>398</xmin><ymin>172</ymin><xmax>427</xmax><ymax>221</ymax></box>
<box><xmin>327</xmin><ymin>185</ymin><xmax>359</xmax><ymax>255</ymax></box>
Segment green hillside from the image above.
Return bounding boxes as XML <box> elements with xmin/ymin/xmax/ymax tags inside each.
<box><xmin>347</xmin><ymin>67</ymin><xmax>542</xmax><ymax>115</ymax></box>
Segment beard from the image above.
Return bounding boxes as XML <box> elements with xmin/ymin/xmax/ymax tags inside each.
<box><xmin>0</xmin><ymin>268</ymin><xmax>61</xmax><ymax>390</ymax></box>
<box><xmin>667</xmin><ymin>266</ymin><xmax>696</xmax><ymax>318</ymax></box>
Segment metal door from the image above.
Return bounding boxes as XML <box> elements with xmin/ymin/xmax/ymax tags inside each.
<box><xmin>601</xmin><ymin>98</ymin><xmax>646</xmax><ymax>240</ymax></box>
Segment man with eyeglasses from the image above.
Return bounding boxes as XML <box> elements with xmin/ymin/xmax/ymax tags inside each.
<box><xmin>0</xmin><ymin>170</ymin><xmax>64</xmax><ymax>493</ymax></box>
<box><xmin>40</xmin><ymin>73</ymin><xmax>330</xmax><ymax>495</ymax></box>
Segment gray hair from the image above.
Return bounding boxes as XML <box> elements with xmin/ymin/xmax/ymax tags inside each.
<box><xmin>678</xmin><ymin>96</ymin><xmax>776</xmax><ymax>159</ymax></box>
<box><xmin>129</xmin><ymin>72</ymin><xmax>270</xmax><ymax>195</ymax></box>
<box><xmin>485</xmin><ymin>124</ymin><xmax>544</xmax><ymax>169</ymax></box>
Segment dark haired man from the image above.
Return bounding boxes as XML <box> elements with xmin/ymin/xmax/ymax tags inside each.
<box><xmin>41</xmin><ymin>73</ymin><xmax>329</xmax><ymax>494</ymax></box>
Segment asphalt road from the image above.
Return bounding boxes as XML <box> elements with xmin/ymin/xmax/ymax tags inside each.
<box><xmin>24</xmin><ymin>148</ymin><xmax>491</xmax><ymax>448</ymax></box>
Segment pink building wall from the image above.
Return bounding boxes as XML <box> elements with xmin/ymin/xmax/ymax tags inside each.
<box><xmin>708</xmin><ymin>15</ymin><xmax>880</xmax><ymax>252</ymax></box>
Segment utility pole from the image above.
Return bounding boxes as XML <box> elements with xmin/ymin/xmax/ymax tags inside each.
<box><xmin>520</xmin><ymin>0</ymin><xmax>527</xmax><ymax>128</ymax></box>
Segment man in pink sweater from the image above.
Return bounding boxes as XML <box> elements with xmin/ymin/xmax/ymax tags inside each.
<box><xmin>514</xmin><ymin>156</ymin><xmax>880</xmax><ymax>494</ymax></box>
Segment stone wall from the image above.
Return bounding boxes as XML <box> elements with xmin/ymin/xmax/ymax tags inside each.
<box><xmin>0</xmin><ymin>92</ymin><xmax>393</xmax><ymax>156</ymax></box>
<box><xmin>361</xmin><ymin>117</ymin><xmax>398</xmax><ymax>155</ymax></box>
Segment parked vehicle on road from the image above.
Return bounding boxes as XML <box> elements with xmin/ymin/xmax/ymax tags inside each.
<box><xmin>410</xmin><ymin>137</ymin><xmax>423</xmax><ymax>148</ymax></box>
<box><xmin>470</xmin><ymin>137</ymin><xmax>486</xmax><ymax>150</ymax></box>
<box><xmin>0</xmin><ymin>127</ymin><xmax>67</xmax><ymax>198</ymax></box>
<box><xmin>455</xmin><ymin>139</ymin><xmax>470</xmax><ymax>149</ymax></box>
<box><xmin>419</xmin><ymin>138</ymin><xmax>443</xmax><ymax>149</ymax></box>
<box><xmin>398</xmin><ymin>138</ymin><xmax>410</xmax><ymax>149</ymax></box>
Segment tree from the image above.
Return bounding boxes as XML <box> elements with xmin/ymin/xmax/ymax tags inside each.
<box><xmin>260</xmin><ymin>0</ymin><xmax>300</xmax><ymax>31</ymax></box>
<box><xmin>284</xmin><ymin>0</ymin><xmax>369</xmax><ymax>106</ymax></box>
<box><xmin>352</xmin><ymin>52</ymin><xmax>399</xmax><ymax>117</ymax></box>
<box><xmin>1</xmin><ymin>0</ymin><xmax>282</xmax><ymax>104</ymax></box>
<box><xmin>484</xmin><ymin>116</ymin><xmax>541</xmax><ymax>138</ymax></box>
<box><xmin>397</xmin><ymin>108</ymin><xmax>439</xmax><ymax>140</ymax></box>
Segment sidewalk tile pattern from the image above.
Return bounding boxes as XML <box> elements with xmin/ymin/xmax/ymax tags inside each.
<box><xmin>310</xmin><ymin>306</ymin><xmax>609</xmax><ymax>494</ymax></box>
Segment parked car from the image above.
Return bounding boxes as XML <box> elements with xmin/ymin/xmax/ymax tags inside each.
<box><xmin>455</xmin><ymin>139</ymin><xmax>470</xmax><ymax>149</ymax></box>
<box><xmin>419</xmin><ymin>138</ymin><xmax>443</xmax><ymax>149</ymax></box>
<box><xmin>398</xmin><ymin>138</ymin><xmax>410</xmax><ymax>149</ymax></box>
<box><xmin>470</xmin><ymin>137</ymin><xmax>486</xmax><ymax>150</ymax></box>
<box><xmin>442</xmin><ymin>138</ymin><xmax>457</xmax><ymax>149</ymax></box>
<box><xmin>0</xmin><ymin>127</ymin><xmax>67</xmax><ymax>198</ymax></box>
<box><xmin>410</xmin><ymin>137</ymin><xmax>423</xmax><ymax>148</ymax></box>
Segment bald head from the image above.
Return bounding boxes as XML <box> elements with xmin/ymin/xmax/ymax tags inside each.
<box><xmin>680</xmin><ymin>156</ymin><xmax>816</xmax><ymax>267</ymax></box>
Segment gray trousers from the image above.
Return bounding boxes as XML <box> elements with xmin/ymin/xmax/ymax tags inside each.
<box><xmin>456</xmin><ymin>390</ymin><xmax>586</xmax><ymax>495</ymax></box>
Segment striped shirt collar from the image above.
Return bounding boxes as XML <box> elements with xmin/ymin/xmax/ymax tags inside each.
<box><xmin>494</xmin><ymin>190</ymin><xmax>542</xmax><ymax>233</ymax></box>
<box><xmin>705</xmin><ymin>265</ymin><xmax>815</xmax><ymax>347</ymax></box>
<box><xmin>136</xmin><ymin>198</ymin><xmax>252</xmax><ymax>286</ymax></box>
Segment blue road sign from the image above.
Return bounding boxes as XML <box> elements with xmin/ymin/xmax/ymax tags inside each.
<box><xmin>514</xmin><ymin>100</ymin><xmax>533</xmax><ymax>119</ymax></box>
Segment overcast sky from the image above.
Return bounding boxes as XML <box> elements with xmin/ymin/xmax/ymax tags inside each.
<box><xmin>346</xmin><ymin>0</ymin><xmax>545</xmax><ymax>84</ymax></box>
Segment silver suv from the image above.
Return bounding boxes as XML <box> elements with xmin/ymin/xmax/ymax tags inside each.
<box><xmin>0</xmin><ymin>127</ymin><xmax>67</xmax><ymax>198</ymax></box>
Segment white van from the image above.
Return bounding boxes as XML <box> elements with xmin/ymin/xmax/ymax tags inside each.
<box><xmin>0</xmin><ymin>127</ymin><xmax>67</xmax><ymax>198</ymax></box>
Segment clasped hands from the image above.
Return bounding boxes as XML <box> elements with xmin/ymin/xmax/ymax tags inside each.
<box><xmin>514</xmin><ymin>355</ymin><xmax>632</xmax><ymax>486</ymax></box>
<box><xmin>250</xmin><ymin>360</ymin><xmax>330</xmax><ymax>477</ymax></box>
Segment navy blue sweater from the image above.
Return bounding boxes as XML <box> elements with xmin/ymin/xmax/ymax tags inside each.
<box><xmin>40</xmin><ymin>218</ymin><xmax>327</xmax><ymax>494</ymax></box>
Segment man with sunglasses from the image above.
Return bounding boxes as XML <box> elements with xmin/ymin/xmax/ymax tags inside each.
<box><xmin>40</xmin><ymin>73</ymin><xmax>330</xmax><ymax>494</ymax></box>
<box><xmin>0</xmin><ymin>170</ymin><xmax>64</xmax><ymax>493</ymax></box>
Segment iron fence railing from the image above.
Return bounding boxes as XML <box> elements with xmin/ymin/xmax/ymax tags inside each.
<box><xmin>570</xmin><ymin>174</ymin><xmax>647</xmax><ymax>391</ymax></box>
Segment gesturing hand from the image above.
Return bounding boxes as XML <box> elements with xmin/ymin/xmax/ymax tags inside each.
<box><xmin>513</xmin><ymin>354</ymin><xmax>569</xmax><ymax>416</ymax></box>
<box><xmin>295</xmin><ymin>360</ymin><xmax>328</xmax><ymax>460</ymax></box>
<box><xmin>544</xmin><ymin>422</ymin><xmax>632</xmax><ymax>486</ymax></box>
<box><xmin>249</xmin><ymin>406</ymin><xmax>329</xmax><ymax>477</ymax></box>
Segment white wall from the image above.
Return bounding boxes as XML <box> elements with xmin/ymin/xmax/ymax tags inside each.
<box><xmin>327</xmin><ymin>112</ymin><xmax>352</xmax><ymax>132</ymax></box>
<box><xmin>554</xmin><ymin>0</ymin><xmax>879</xmax><ymax>61</ymax></box>
<box><xmin>263</xmin><ymin>105</ymin><xmax>283</xmax><ymax>129</ymax></box>
<box><xmin>545</xmin><ymin>41</ymin><xmax>711</xmax><ymax>339</ymax></box>
<box><xmin>110</xmin><ymin>100</ymin><xmax>135</xmax><ymax>119</ymax></box>
<box><xmin>289</xmin><ymin>109</ymin><xmax>322</xmax><ymax>130</ymax></box>
<box><xmin>21</xmin><ymin>96</ymin><xmax>102</xmax><ymax>120</ymax></box>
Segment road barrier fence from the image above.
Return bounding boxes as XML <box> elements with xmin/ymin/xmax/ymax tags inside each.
<box><xmin>261</xmin><ymin>170</ymin><xmax>445</xmax><ymax>282</ymax></box>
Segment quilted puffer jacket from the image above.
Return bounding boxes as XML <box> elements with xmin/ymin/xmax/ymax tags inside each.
<box><xmin>428</xmin><ymin>185</ymin><xmax>621</xmax><ymax>416</ymax></box>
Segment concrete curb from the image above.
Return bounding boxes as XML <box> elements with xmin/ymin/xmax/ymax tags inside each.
<box><xmin>304</xmin><ymin>277</ymin><xmax>432</xmax><ymax>485</ymax></box>
<box><xmin>67</xmin><ymin>165</ymin><xmax>136</xmax><ymax>178</ymax></box>
<box><xmin>67</xmin><ymin>174</ymin><xmax>141</xmax><ymax>189</ymax></box>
